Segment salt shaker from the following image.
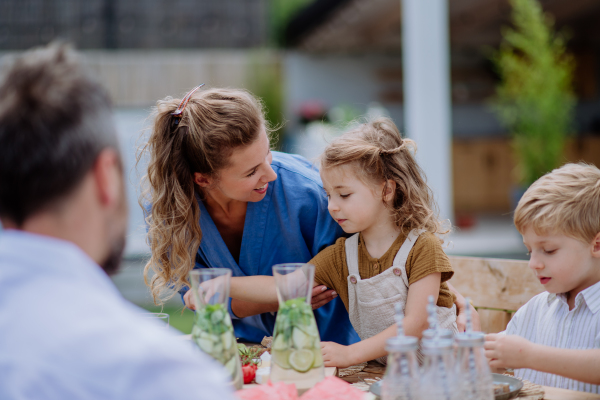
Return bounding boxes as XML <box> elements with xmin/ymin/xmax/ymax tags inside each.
<box><xmin>455</xmin><ymin>298</ymin><xmax>494</xmax><ymax>400</ymax></box>
<box><xmin>381</xmin><ymin>303</ymin><xmax>420</xmax><ymax>400</ymax></box>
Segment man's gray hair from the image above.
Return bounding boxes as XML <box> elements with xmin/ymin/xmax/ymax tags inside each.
<box><xmin>0</xmin><ymin>42</ymin><xmax>119</xmax><ymax>225</ymax></box>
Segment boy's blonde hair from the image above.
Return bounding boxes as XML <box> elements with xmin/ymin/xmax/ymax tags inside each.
<box><xmin>514</xmin><ymin>162</ymin><xmax>600</xmax><ymax>244</ymax></box>
<box><xmin>320</xmin><ymin>117</ymin><xmax>447</xmax><ymax>236</ymax></box>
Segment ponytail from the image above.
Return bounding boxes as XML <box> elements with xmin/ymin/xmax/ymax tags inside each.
<box><xmin>139</xmin><ymin>87</ymin><xmax>265</xmax><ymax>304</ymax></box>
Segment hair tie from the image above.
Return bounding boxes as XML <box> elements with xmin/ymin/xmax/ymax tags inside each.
<box><xmin>170</xmin><ymin>83</ymin><xmax>205</xmax><ymax>132</ymax></box>
<box><xmin>379</xmin><ymin>142</ymin><xmax>405</xmax><ymax>156</ymax></box>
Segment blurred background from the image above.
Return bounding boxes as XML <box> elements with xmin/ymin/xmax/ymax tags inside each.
<box><xmin>1</xmin><ymin>0</ymin><xmax>599</xmax><ymax>332</ymax></box>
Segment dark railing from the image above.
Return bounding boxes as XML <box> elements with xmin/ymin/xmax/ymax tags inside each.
<box><xmin>0</xmin><ymin>0</ymin><xmax>268</xmax><ymax>50</ymax></box>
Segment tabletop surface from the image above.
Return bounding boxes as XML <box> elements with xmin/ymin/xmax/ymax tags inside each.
<box><xmin>337</xmin><ymin>361</ymin><xmax>600</xmax><ymax>400</ymax></box>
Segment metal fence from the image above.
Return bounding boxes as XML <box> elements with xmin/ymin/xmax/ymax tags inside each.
<box><xmin>0</xmin><ymin>0</ymin><xmax>268</xmax><ymax>50</ymax></box>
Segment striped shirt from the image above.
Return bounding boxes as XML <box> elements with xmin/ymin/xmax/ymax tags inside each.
<box><xmin>505</xmin><ymin>280</ymin><xmax>600</xmax><ymax>393</ymax></box>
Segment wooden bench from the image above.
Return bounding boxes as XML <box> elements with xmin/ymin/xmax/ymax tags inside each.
<box><xmin>448</xmin><ymin>255</ymin><xmax>545</xmax><ymax>333</ymax></box>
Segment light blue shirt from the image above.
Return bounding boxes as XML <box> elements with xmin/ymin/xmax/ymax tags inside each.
<box><xmin>0</xmin><ymin>230</ymin><xmax>236</xmax><ymax>400</ymax></box>
<box><xmin>190</xmin><ymin>151</ymin><xmax>360</xmax><ymax>345</ymax></box>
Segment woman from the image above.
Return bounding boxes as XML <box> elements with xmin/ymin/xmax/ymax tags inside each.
<box><xmin>140</xmin><ymin>85</ymin><xmax>475</xmax><ymax>344</ymax></box>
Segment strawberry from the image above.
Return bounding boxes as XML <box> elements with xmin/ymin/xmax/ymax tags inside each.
<box><xmin>242</xmin><ymin>363</ymin><xmax>258</xmax><ymax>384</ymax></box>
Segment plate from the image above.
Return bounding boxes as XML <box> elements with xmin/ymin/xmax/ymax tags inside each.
<box><xmin>369</xmin><ymin>374</ymin><xmax>523</xmax><ymax>400</ymax></box>
<box><xmin>492</xmin><ymin>373</ymin><xmax>523</xmax><ymax>400</ymax></box>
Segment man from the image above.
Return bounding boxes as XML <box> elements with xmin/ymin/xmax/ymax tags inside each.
<box><xmin>0</xmin><ymin>43</ymin><xmax>236</xmax><ymax>400</ymax></box>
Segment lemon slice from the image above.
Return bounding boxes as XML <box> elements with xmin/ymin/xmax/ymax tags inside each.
<box><xmin>311</xmin><ymin>348</ymin><xmax>323</xmax><ymax>368</ymax></box>
<box><xmin>272</xmin><ymin>349</ymin><xmax>292</xmax><ymax>369</ymax></box>
<box><xmin>288</xmin><ymin>349</ymin><xmax>314</xmax><ymax>372</ymax></box>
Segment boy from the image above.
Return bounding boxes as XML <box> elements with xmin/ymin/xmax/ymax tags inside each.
<box><xmin>485</xmin><ymin>163</ymin><xmax>600</xmax><ymax>392</ymax></box>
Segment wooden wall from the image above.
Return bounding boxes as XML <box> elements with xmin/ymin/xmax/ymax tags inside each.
<box><xmin>453</xmin><ymin>136</ymin><xmax>600</xmax><ymax>214</ymax></box>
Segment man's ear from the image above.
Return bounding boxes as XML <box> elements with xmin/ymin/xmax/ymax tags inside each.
<box><xmin>383</xmin><ymin>179</ymin><xmax>396</xmax><ymax>202</ymax></box>
<box><xmin>194</xmin><ymin>172</ymin><xmax>213</xmax><ymax>188</ymax></box>
<box><xmin>93</xmin><ymin>148</ymin><xmax>122</xmax><ymax>207</ymax></box>
<box><xmin>592</xmin><ymin>232</ymin><xmax>600</xmax><ymax>257</ymax></box>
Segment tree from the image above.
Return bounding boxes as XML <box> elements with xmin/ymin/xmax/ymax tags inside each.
<box><xmin>491</xmin><ymin>0</ymin><xmax>575</xmax><ymax>186</ymax></box>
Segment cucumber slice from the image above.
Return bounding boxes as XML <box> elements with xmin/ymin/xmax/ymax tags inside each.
<box><xmin>272</xmin><ymin>334</ymin><xmax>286</xmax><ymax>350</ymax></box>
<box><xmin>224</xmin><ymin>354</ymin><xmax>238</xmax><ymax>377</ymax></box>
<box><xmin>197</xmin><ymin>338</ymin><xmax>214</xmax><ymax>354</ymax></box>
<box><xmin>221</xmin><ymin>332</ymin><xmax>233</xmax><ymax>350</ymax></box>
<box><xmin>191</xmin><ymin>325</ymin><xmax>202</xmax><ymax>337</ymax></box>
<box><xmin>304</xmin><ymin>321</ymin><xmax>319</xmax><ymax>337</ymax></box>
<box><xmin>289</xmin><ymin>349</ymin><xmax>314</xmax><ymax>372</ymax></box>
<box><xmin>292</xmin><ymin>327</ymin><xmax>312</xmax><ymax>349</ymax></box>
<box><xmin>211</xmin><ymin>310</ymin><xmax>224</xmax><ymax>324</ymax></box>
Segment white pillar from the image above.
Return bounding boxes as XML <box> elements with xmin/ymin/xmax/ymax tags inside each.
<box><xmin>402</xmin><ymin>0</ymin><xmax>453</xmax><ymax>222</ymax></box>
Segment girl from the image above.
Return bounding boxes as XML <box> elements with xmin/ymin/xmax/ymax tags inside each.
<box><xmin>208</xmin><ymin>117</ymin><xmax>458</xmax><ymax>368</ymax></box>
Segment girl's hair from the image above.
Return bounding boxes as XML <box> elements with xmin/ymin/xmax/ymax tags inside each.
<box><xmin>321</xmin><ymin>117</ymin><xmax>446</xmax><ymax>236</ymax></box>
<box><xmin>139</xmin><ymin>87</ymin><xmax>266</xmax><ymax>304</ymax></box>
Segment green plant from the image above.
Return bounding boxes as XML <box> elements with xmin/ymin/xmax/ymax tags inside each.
<box><xmin>491</xmin><ymin>0</ymin><xmax>575</xmax><ymax>186</ymax></box>
<box><xmin>248</xmin><ymin>50</ymin><xmax>285</xmax><ymax>149</ymax></box>
<box><xmin>269</xmin><ymin>0</ymin><xmax>315</xmax><ymax>47</ymax></box>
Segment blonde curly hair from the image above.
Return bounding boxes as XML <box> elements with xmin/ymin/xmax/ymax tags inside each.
<box><xmin>320</xmin><ymin>117</ymin><xmax>448</xmax><ymax>236</ymax></box>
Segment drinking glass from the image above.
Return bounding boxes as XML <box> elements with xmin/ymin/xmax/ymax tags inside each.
<box><xmin>270</xmin><ymin>263</ymin><xmax>324</xmax><ymax>392</ymax></box>
<box><xmin>189</xmin><ymin>268</ymin><xmax>243</xmax><ymax>390</ymax></box>
<box><xmin>140</xmin><ymin>312</ymin><xmax>170</xmax><ymax>328</ymax></box>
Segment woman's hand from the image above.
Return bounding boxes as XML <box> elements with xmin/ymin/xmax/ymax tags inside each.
<box><xmin>447</xmin><ymin>282</ymin><xmax>481</xmax><ymax>332</ymax></box>
<box><xmin>183</xmin><ymin>289</ymin><xmax>197</xmax><ymax>311</ymax></box>
<box><xmin>321</xmin><ymin>341</ymin><xmax>354</xmax><ymax>368</ymax></box>
<box><xmin>311</xmin><ymin>285</ymin><xmax>337</xmax><ymax>310</ymax></box>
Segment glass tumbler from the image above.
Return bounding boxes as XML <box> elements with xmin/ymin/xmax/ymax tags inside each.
<box><xmin>189</xmin><ymin>268</ymin><xmax>242</xmax><ymax>390</ymax></box>
<box><xmin>270</xmin><ymin>263</ymin><xmax>324</xmax><ymax>392</ymax></box>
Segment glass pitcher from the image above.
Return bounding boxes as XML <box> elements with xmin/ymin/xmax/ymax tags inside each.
<box><xmin>189</xmin><ymin>268</ymin><xmax>243</xmax><ymax>390</ymax></box>
<box><xmin>270</xmin><ymin>263</ymin><xmax>324</xmax><ymax>391</ymax></box>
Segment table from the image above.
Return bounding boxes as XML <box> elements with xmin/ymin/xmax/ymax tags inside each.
<box><xmin>337</xmin><ymin>361</ymin><xmax>600</xmax><ymax>400</ymax></box>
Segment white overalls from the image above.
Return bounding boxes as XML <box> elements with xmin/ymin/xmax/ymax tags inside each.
<box><xmin>345</xmin><ymin>229</ymin><xmax>458</xmax><ymax>365</ymax></box>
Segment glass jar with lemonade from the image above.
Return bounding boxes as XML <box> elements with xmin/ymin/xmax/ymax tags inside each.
<box><xmin>189</xmin><ymin>269</ymin><xmax>243</xmax><ymax>390</ymax></box>
<box><xmin>270</xmin><ymin>264</ymin><xmax>324</xmax><ymax>391</ymax></box>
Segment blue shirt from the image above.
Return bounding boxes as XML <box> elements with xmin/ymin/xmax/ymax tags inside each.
<box><xmin>190</xmin><ymin>151</ymin><xmax>360</xmax><ymax>344</ymax></box>
<box><xmin>0</xmin><ymin>230</ymin><xmax>236</xmax><ymax>400</ymax></box>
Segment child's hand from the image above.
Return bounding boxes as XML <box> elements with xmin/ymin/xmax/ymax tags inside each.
<box><xmin>183</xmin><ymin>289</ymin><xmax>196</xmax><ymax>311</ymax></box>
<box><xmin>484</xmin><ymin>334</ymin><xmax>535</xmax><ymax>370</ymax></box>
<box><xmin>321</xmin><ymin>341</ymin><xmax>354</xmax><ymax>368</ymax></box>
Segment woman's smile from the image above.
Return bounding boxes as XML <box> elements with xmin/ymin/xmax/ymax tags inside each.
<box><xmin>254</xmin><ymin>183</ymin><xmax>268</xmax><ymax>194</ymax></box>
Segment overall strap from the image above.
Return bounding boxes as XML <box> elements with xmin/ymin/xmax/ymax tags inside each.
<box><xmin>344</xmin><ymin>233</ymin><xmax>361</xmax><ymax>280</ymax></box>
<box><xmin>391</xmin><ymin>229</ymin><xmax>426</xmax><ymax>287</ymax></box>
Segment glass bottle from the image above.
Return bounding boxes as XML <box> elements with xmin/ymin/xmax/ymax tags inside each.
<box><xmin>382</xmin><ymin>305</ymin><xmax>420</xmax><ymax>400</ymax></box>
<box><xmin>270</xmin><ymin>263</ymin><xmax>324</xmax><ymax>392</ymax></box>
<box><xmin>189</xmin><ymin>268</ymin><xmax>243</xmax><ymax>390</ymax></box>
<box><xmin>455</xmin><ymin>297</ymin><xmax>494</xmax><ymax>400</ymax></box>
<box><xmin>420</xmin><ymin>338</ymin><xmax>460</xmax><ymax>400</ymax></box>
<box><xmin>455</xmin><ymin>332</ymin><xmax>494</xmax><ymax>400</ymax></box>
<box><xmin>422</xmin><ymin>295</ymin><xmax>454</xmax><ymax>341</ymax></box>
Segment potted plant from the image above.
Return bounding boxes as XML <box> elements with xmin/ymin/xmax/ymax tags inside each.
<box><xmin>491</xmin><ymin>0</ymin><xmax>575</xmax><ymax>205</ymax></box>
